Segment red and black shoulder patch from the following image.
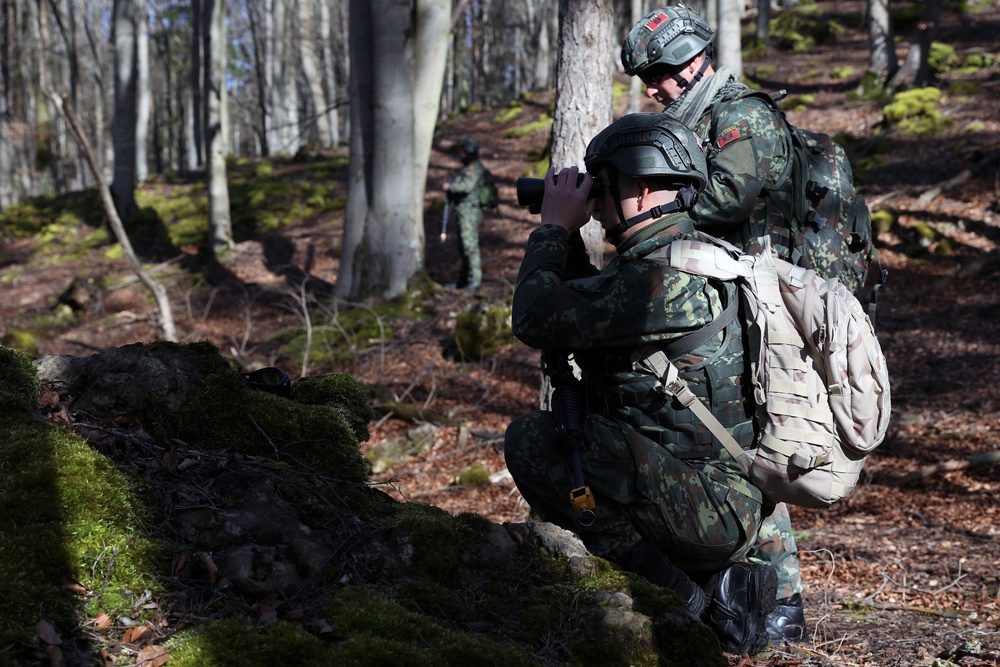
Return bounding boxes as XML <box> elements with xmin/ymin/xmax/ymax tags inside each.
<box><xmin>716</xmin><ymin>124</ymin><xmax>745</xmax><ymax>149</ymax></box>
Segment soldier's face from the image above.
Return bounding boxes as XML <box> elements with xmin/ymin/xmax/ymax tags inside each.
<box><xmin>642</xmin><ymin>55</ymin><xmax>700</xmax><ymax>105</ymax></box>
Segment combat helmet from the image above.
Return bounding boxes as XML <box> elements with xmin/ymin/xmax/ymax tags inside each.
<box><xmin>621</xmin><ymin>5</ymin><xmax>714</xmax><ymax>78</ymax></box>
<box><xmin>584</xmin><ymin>113</ymin><xmax>706</xmax><ymax>240</ymax></box>
<box><xmin>459</xmin><ymin>137</ymin><xmax>480</xmax><ymax>156</ymax></box>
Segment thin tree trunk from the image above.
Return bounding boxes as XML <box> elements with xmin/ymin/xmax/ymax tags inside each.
<box><xmin>716</xmin><ymin>0</ymin><xmax>743</xmax><ymax>77</ymax></box>
<box><xmin>298</xmin><ymin>0</ymin><xmax>331</xmax><ymax>147</ymax></box>
<box><xmin>188</xmin><ymin>0</ymin><xmax>203</xmax><ymax>170</ymax></box>
<box><xmin>204</xmin><ymin>0</ymin><xmax>233</xmax><ymax>255</ymax></box>
<box><xmin>319</xmin><ymin>0</ymin><xmax>339</xmax><ymax>146</ymax></box>
<box><xmin>866</xmin><ymin>0</ymin><xmax>896</xmax><ymax>85</ymax></box>
<box><xmin>112</xmin><ymin>0</ymin><xmax>137</xmax><ymax>222</ymax></box>
<box><xmin>135</xmin><ymin>0</ymin><xmax>149</xmax><ymax>181</ymax></box>
<box><xmin>552</xmin><ymin>0</ymin><xmax>614</xmax><ymax>268</ymax></box>
<box><xmin>50</xmin><ymin>92</ymin><xmax>177</xmax><ymax>342</ymax></box>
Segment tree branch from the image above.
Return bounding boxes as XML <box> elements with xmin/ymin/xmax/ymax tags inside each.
<box><xmin>47</xmin><ymin>91</ymin><xmax>177</xmax><ymax>342</ymax></box>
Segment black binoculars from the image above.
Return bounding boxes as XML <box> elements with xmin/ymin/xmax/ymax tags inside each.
<box><xmin>516</xmin><ymin>173</ymin><xmax>602</xmax><ymax>214</ymax></box>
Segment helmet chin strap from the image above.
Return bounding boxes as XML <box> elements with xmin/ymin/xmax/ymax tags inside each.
<box><xmin>670</xmin><ymin>51</ymin><xmax>713</xmax><ymax>102</ymax></box>
<box><xmin>606</xmin><ymin>180</ymin><xmax>699</xmax><ymax>244</ymax></box>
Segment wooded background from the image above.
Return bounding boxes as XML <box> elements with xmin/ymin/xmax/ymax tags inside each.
<box><xmin>0</xmin><ymin>0</ymin><xmax>942</xmax><ymax>302</ymax></box>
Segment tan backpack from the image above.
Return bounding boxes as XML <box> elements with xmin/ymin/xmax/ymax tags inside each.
<box><xmin>637</xmin><ymin>235</ymin><xmax>891</xmax><ymax>508</ymax></box>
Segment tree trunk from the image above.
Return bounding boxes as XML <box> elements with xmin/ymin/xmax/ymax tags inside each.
<box><xmin>552</xmin><ymin>0</ymin><xmax>614</xmax><ymax>268</ymax></box>
<box><xmin>337</xmin><ymin>0</ymin><xmax>374</xmax><ymax>299</ymax></box>
<box><xmin>298</xmin><ymin>0</ymin><xmax>332</xmax><ymax>147</ymax></box>
<box><xmin>627</xmin><ymin>0</ymin><xmax>643</xmax><ymax>113</ymax></box>
<box><xmin>204</xmin><ymin>0</ymin><xmax>233</xmax><ymax>255</ymax></box>
<box><xmin>319</xmin><ymin>0</ymin><xmax>340</xmax><ymax>147</ymax></box>
<box><xmin>412</xmin><ymin>0</ymin><xmax>450</xmax><ymax>237</ymax></box>
<box><xmin>889</xmin><ymin>0</ymin><xmax>944</xmax><ymax>89</ymax></box>
<box><xmin>866</xmin><ymin>0</ymin><xmax>896</xmax><ymax>85</ymax></box>
<box><xmin>188</xmin><ymin>0</ymin><xmax>203</xmax><ymax>170</ymax></box>
<box><xmin>112</xmin><ymin>0</ymin><xmax>137</xmax><ymax>222</ymax></box>
<box><xmin>716</xmin><ymin>0</ymin><xmax>743</xmax><ymax>77</ymax></box>
<box><xmin>339</xmin><ymin>0</ymin><xmax>424</xmax><ymax>300</ymax></box>
<box><xmin>755</xmin><ymin>0</ymin><xmax>771</xmax><ymax>45</ymax></box>
<box><xmin>135</xmin><ymin>0</ymin><xmax>150</xmax><ymax>182</ymax></box>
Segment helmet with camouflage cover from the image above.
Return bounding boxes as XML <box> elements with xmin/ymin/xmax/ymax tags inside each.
<box><xmin>621</xmin><ymin>5</ymin><xmax>714</xmax><ymax>78</ymax></box>
<box><xmin>584</xmin><ymin>113</ymin><xmax>707</xmax><ymax>190</ymax></box>
<box><xmin>585</xmin><ymin>113</ymin><xmax>706</xmax><ymax>240</ymax></box>
<box><xmin>459</xmin><ymin>137</ymin><xmax>480</xmax><ymax>156</ymax></box>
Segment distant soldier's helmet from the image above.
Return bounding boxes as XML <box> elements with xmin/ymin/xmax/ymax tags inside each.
<box><xmin>459</xmin><ymin>137</ymin><xmax>480</xmax><ymax>155</ymax></box>
<box><xmin>621</xmin><ymin>5</ymin><xmax>715</xmax><ymax>78</ymax></box>
<box><xmin>584</xmin><ymin>113</ymin><xmax>707</xmax><ymax>192</ymax></box>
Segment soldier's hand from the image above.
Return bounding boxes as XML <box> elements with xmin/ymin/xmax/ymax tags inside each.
<box><xmin>540</xmin><ymin>167</ymin><xmax>595</xmax><ymax>234</ymax></box>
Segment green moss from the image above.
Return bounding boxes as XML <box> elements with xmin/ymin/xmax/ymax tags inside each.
<box><xmin>949</xmin><ymin>79</ymin><xmax>981</xmax><ymax>96</ymax></box>
<box><xmin>928</xmin><ymin>41</ymin><xmax>959</xmax><ymax>74</ymax></box>
<box><xmin>0</xmin><ymin>345</ymin><xmax>41</xmax><ymax>418</ymax></box>
<box><xmin>830</xmin><ymin>65</ymin><xmax>855</xmax><ymax>79</ymax></box>
<box><xmin>504</xmin><ymin>114</ymin><xmax>553</xmax><ymax>139</ymax></box>
<box><xmin>0</xmin><ymin>417</ymin><xmax>168</xmax><ymax>646</ymax></box>
<box><xmin>870</xmin><ymin>208</ymin><xmax>897</xmax><ymax>237</ymax></box>
<box><xmin>454</xmin><ymin>300</ymin><xmax>514</xmax><ymax>360</ymax></box>
<box><xmin>292</xmin><ymin>372</ymin><xmax>374</xmax><ymax>442</ymax></box>
<box><xmin>883</xmin><ymin>87</ymin><xmax>952</xmax><ymax>135</ymax></box>
<box><xmin>454</xmin><ymin>463</ymin><xmax>490</xmax><ymax>488</ymax></box>
<box><xmin>166</xmin><ymin>620</ymin><xmax>327</xmax><ymax>666</ymax></box>
<box><xmin>779</xmin><ymin>94</ymin><xmax>815</xmax><ymax>112</ymax></box>
<box><xmin>493</xmin><ymin>104</ymin><xmax>524</xmax><ymax>125</ymax></box>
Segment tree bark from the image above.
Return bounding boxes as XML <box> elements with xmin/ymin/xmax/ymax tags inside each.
<box><xmin>715</xmin><ymin>0</ymin><xmax>743</xmax><ymax>77</ymax></box>
<box><xmin>112</xmin><ymin>0</ymin><xmax>137</xmax><ymax>222</ymax></box>
<box><xmin>135</xmin><ymin>0</ymin><xmax>150</xmax><ymax>182</ymax></box>
<box><xmin>204</xmin><ymin>0</ymin><xmax>233</xmax><ymax>256</ymax></box>
<box><xmin>298</xmin><ymin>0</ymin><xmax>332</xmax><ymax>147</ymax></box>
<box><xmin>552</xmin><ymin>0</ymin><xmax>614</xmax><ymax>268</ymax></box>
<box><xmin>866</xmin><ymin>0</ymin><xmax>896</xmax><ymax>85</ymax></box>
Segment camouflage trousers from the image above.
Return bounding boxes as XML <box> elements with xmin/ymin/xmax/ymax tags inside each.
<box><xmin>748</xmin><ymin>502</ymin><xmax>803</xmax><ymax>599</ymax></box>
<box><xmin>504</xmin><ymin>410</ymin><xmax>765</xmax><ymax>573</ymax></box>
<box><xmin>456</xmin><ymin>204</ymin><xmax>482</xmax><ymax>287</ymax></box>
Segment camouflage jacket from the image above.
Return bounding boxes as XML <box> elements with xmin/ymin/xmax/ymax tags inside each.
<box><xmin>665</xmin><ymin>66</ymin><xmax>794</xmax><ymax>257</ymax></box>
<box><xmin>512</xmin><ymin>215</ymin><xmax>756</xmax><ymax>469</ymax></box>
<box><xmin>447</xmin><ymin>159</ymin><xmax>486</xmax><ymax>209</ymax></box>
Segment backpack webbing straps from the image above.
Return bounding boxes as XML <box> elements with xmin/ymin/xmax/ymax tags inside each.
<box><xmin>662</xmin><ymin>289</ymin><xmax>739</xmax><ymax>359</ymax></box>
<box><xmin>631</xmin><ymin>349</ymin><xmax>753</xmax><ymax>474</ymax></box>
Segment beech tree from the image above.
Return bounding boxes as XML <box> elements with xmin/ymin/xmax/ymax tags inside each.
<box><xmin>337</xmin><ymin>0</ymin><xmax>450</xmax><ymax>300</ymax></box>
<box><xmin>204</xmin><ymin>0</ymin><xmax>233</xmax><ymax>255</ymax></box>
<box><xmin>550</xmin><ymin>0</ymin><xmax>614</xmax><ymax>267</ymax></box>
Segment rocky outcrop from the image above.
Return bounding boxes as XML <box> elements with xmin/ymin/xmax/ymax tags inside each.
<box><xmin>0</xmin><ymin>342</ymin><xmax>727</xmax><ymax>666</ymax></box>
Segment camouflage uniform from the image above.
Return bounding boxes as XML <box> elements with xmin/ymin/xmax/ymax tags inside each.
<box><xmin>447</xmin><ymin>159</ymin><xmax>485</xmax><ymax>288</ymax></box>
<box><xmin>664</xmin><ymin>66</ymin><xmax>804</xmax><ymax>600</ymax></box>
<box><xmin>505</xmin><ymin>216</ymin><xmax>769</xmax><ymax>572</ymax></box>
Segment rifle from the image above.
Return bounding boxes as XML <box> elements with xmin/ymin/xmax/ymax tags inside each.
<box><xmin>542</xmin><ymin>350</ymin><xmax>596</xmax><ymax>527</ymax></box>
<box><xmin>440</xmin><ymin>192</ymin><xmax>452</xmax><ymax>242</ymax></box>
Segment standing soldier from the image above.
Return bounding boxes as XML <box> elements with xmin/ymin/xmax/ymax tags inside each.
<box><xmin>444</xmin><ymin>138</ymin><xmax>486</xmax><ymax>291</ymax></box>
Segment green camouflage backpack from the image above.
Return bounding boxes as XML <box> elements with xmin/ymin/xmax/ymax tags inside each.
<box><xmin>479</xmin><ymin>167</ymin><xmax>499</xmax><ymax>209</ymax></box>
<box><xmin>715</xmin><ymin>91</ymin><xmax>885</xmax><ymax>316</ymax></box>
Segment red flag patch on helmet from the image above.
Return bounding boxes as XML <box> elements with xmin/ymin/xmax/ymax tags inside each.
<box><xmin>644</xmin><ymin>12</ymin><xmax>668</xmax><ymax>32</ymax></box>
<box><xmin>717</xmin><ymin>125</ymin><xmax>743</xmax><ymax>149</ymax></box>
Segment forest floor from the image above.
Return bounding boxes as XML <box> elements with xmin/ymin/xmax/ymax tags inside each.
<box><xmin>3</xmin><ymin>1</ymin><xmax>1000</xmax><ymax>665</ymax></box>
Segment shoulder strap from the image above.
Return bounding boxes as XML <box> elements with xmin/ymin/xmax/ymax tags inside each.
<box><xmin>631</xmin><ymin>349</ymin><xmax>753</xmax><ymax>473</ymax></box>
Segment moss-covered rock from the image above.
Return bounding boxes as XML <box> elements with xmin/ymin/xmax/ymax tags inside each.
<box><xmin>454</xmin><ymin>298</ymin><xmax>514</xmax><ymax>360</ymax></box>
<box><xmin>2</xmin><ymin>342</ymin><xmax>728</xmax><ymax>666</ymax></box>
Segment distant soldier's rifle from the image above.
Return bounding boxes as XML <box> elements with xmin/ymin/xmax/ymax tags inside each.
<box><xmin>542</xmin><ymin>350</ymin><xmax>596</xmax><ymax>527</ymax></box>
<box><xmin>440</xmin><ymin>195</ymin><xmax>452</xmax><ymax>242</ymax></box>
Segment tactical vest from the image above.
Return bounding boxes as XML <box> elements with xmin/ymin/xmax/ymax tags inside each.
<box><xmin>576</xmin><ymin>279</ymin><xmax>755</xmax><ymax>463</ymax></box>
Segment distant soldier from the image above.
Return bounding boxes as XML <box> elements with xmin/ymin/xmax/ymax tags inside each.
<box><xmin>444</xmin><ymin>138</ymin><xmax>486</xmax><ymax>291</ymax></box>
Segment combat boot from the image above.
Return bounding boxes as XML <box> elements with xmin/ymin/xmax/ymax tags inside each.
<box><xmin>703</xmin><ymin>562</ymin><xmax>777</xmax><ymax>655</ymax></box>
<box><xmin>766</xmin><ymin>592</ymin><xmax>808</xmax><ymax>642</ymax></box>
<box><xmin>618</xmin><ymin>539</ymin><xmax>707</xmax><ymax>618</ymax></box>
